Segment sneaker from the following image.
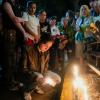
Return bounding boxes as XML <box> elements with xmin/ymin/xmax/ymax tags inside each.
<box><xmin>35</xmin><ymin>86</ymin><xmax>44</xmax><ymax>94</ymax></box>
<box><xmin>24</xmin><ymin>92</ymin><xmax>32</xmax><ymax>100</ymax></box>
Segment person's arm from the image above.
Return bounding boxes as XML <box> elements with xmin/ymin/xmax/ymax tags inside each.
<box><xmin>3</xmin><ymin>2</ymin><xmax>26</xmax><ymax>36</ymax></box>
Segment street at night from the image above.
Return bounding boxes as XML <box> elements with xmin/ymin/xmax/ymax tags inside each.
<box><xmin>0</xmin><ymin>0</ymin><xmax>100</xmax><ymax>100</ymax></box>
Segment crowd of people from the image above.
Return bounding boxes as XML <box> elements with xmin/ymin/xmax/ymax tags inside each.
<box><xmin>0</xmin><ymin>0</ymin><xmax>100</xmax><ymax>100</ymax></box>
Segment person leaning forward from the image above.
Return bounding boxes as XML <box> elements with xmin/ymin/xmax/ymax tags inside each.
<box><xmin>18</xmin><ymin>33</ymin><xmax>61</xmax><ymax>100</ymax></box>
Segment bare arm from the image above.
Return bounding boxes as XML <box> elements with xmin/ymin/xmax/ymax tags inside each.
<box><xmin>3</xmin><ymin>2</ymin><xmax>26</xmax><ymax>36</ymax></box>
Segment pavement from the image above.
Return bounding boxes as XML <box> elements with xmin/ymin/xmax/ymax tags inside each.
<box><xmin>0</xmin><ymin>77</ymin><xmax>63</xmax><ymax>100</ymax></box>
<box><xmin>0</xmin><ymin>66</ymin><xmax>64</xmax><ymax>100</ymax></box>
<box><xmin>60</xmin><ymin>59</ymin><xmax>100</xmax><ymax>100</ymax></box>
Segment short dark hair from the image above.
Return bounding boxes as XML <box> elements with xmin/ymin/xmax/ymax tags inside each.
<box><xmin>50</xmin><ymin>16</ymin><xmax>57</xmax><ymax>20</ymax></box>
<box><xmin>38</xmin><ymin>33</ymin><xmax>54</xmax><ymax>45</ymax></box>
<box><xmin>39</xmin><ymin>9</ymin><xmax>46</xmax><ymax>14</ymax></box>
<box><xmin>27</xmin><ymin>1</ymin><xmax>36</xmax><ymax>9</ymax></box>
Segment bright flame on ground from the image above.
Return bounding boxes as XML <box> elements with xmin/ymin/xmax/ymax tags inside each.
<box><xmin>44</xmin><ymin>77</ymin><xmax>56</xmax><ymax>87</ymax></box>
<box><xmin>73</xmin><ymin>65</ymin><xmax>79</xmax><ymax>77</ymax></box>
<box><xmin>73</xmin><ymin>65</ymin><xmax>88</xmax><ymax>100</ymax></box>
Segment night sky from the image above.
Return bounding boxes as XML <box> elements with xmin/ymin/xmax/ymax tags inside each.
<box><xmin>38</xmin><ymin>0</ymin><xmax>89</xmax><ymax>17</ymax></box>
<box><xmin>22</xmin><ymin>0</ymin><xmax>89</xmax><ymax>18</ymax></box>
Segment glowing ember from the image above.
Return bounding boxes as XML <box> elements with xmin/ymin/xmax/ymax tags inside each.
<box><xmin>44</xmin><ymin>77</ymin><xmax>56</xmax><ymax>87</ymax></box>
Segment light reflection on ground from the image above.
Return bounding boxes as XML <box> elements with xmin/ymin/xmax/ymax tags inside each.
<box><xmin>60</xmin><ymin>62</ymin><xmax>100</xmax><ymax>100</ymax></box>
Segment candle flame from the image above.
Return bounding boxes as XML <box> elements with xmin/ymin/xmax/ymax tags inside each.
<box><xmin>44</xmin><ymin>77</ymin><xmax>56</xmax><ymax>87</ymax></box>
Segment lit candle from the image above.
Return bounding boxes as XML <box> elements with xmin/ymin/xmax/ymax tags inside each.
<box><xmin>44</xmin><ymin>77</ymin><xmax>56</xmax><ymax>87</ymax></box>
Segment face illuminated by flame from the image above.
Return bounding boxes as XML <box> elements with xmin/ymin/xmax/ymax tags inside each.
<box><xmin>39</xmin><ymin>41</ymin><xmax>53</xmax><ymax>52</ymax></box>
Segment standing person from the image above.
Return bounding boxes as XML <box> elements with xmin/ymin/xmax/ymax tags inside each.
<box><xmin>58</xmin><ymin>17</ymin><xmax>69</xmax><ymax>66</ymax></box>
<box><xmin>93</xmin><ymin>0</ymin><xmax>100</xmax><ymax>23</ymax></box>
<box><xmin>49</xmin><ymin>16</ymin><xmax>61</xmax><ymax>71</ymax></box>
<box><xmin>76</xmin><ymin>5</ymin><xmax>94</xmax><ymax>64</ymax></box>
<box><xmin>89</xmin><ymin>0</ymin><xmax>95</xmax><ymax>16</ymax></box>
<box><xmin>65</xmin><ymin>10</ymin><xmax>75</xmax><ymax>57</ymax></box>
<box><xmin>38</xmin><ymin>9</ymin><xmax>50</xmax><ymax>35</ymax></box>
<box><xmin>22</xmin><ymin>1</ymin><xmax>40</xmax><ymax>45</ymax></box>
<box><xmin>49</xmin><ymin>16</ymin><xmax>60</xmax><ymax>38</ymax></box>
<box><xmin>18</xmin><ymin>33</ymin><xmax>61</xmax><ymax>100</ymax></box>
<box><xmin>2</xmin><ymin>0</ymin><xmax>27</xmax><ymax>90</ymax></box>
<box><xmin>75</xmin><ymin>29</ymin><xmax>84</xmax><ymax>64</ymax></box>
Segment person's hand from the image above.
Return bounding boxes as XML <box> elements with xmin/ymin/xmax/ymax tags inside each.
<box><xmin>13</xmin><ymin>16</ymin><xmax>25</xmax><ymax>24</ymax></box>
<box><xmin>34</xmin><ymin>35</ymin><xmax>40</xmax><ymax>43</ymax></box>
<box><xmin>24</xmin><ymin>34</ymin><xmax>28</xmax><ymax>41</ymax></box>
<box><xmin>23</xmin><ymin>32</ymin><xmax>27</xmax><ymax>40</ymax></box>
<box><xmin>36</xmin><ymin>75</ymin><xmax>44</xmax><ymax>85</ymax></box>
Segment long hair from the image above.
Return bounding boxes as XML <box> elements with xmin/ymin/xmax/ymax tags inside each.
<box><xmin>80</xmin><ymin>5</ymin><xmax>90</xmax><ymax>17</ymax></box>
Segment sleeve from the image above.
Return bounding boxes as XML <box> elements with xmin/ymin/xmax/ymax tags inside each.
<box><xmin>22</xmin><ymin>12</ymin><xmax>28</xmax><ymax>21</ymax></box>
<box><xmin>76</xmin><ymin>18</ymin><xmax>82</xmax><ymax>31</ymax></box>
<box><xmin>36</xmin><ymin>17</ymin><xmax>40</xmax><ymax>26</ymax></box>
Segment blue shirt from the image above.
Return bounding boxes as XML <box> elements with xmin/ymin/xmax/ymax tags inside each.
<box><xmin>75</xmin><ymin>31</ymin><xmax>84</xmax><ymax>42</ymax></box>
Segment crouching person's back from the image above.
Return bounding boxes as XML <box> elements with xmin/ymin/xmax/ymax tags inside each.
<box><xmin>18</xmin><ymin>32</ymin><xmax>61</xmax><ymax>100</ymax></box>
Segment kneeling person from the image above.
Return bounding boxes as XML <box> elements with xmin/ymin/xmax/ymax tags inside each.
<box><xmin>19</xmin><ymin>33</ymin><xmax>61</xmax><ymax>100</ymax></box>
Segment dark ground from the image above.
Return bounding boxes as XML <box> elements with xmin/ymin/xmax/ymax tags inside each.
<box><xmin>0</xmin><ymin>80</ymin><xmax>62</xmax><ymax>100</ymax></box>
<box><xmin>0</xmin><ymin>68</ymin><xmax>64</xmax><ymax>100</ymax></box>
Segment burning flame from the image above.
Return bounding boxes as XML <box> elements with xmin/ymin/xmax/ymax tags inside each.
<box><xmin>44</xmin><ymin>77</ymin><xmax>56</xmax><ymax>87</ymax></box>
<box><xmin>73</xmin><ymin>65</ymin><xmax>88</xmax><ymax>100</ymax></box>
<box><xmin>73</xmin><ymin>65</ymin><xmax>79</xmax><ymax>77</ymax></box>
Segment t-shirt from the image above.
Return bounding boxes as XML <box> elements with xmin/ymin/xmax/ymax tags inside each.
<box><xmin>40</xmin><ymin>21</ymin><xmax>50</xmax><ymax>35</ymax></box>
<box><xmin>50</xmin><ymin>25</ymin><xmax>60</xmax><ymax>36</ymax></box>
<box><xmin>22</xmin><ymin>12</ymin><xmax>39</xmax><ymax>39</ymax></box>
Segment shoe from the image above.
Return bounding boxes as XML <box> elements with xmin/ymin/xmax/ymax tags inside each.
<box><xmin>35</xmin><ymin>86</ymin><xmax>44</xmax><ymax>94</ymax></box>
<box><xmin>24</xmin><ymin>92</ymin><xmax>32</xmax><ymax>100</ymax></box>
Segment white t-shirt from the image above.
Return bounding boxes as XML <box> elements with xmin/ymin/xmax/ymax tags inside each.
<box><xmin>50</xmin><ymin>25</ymin><xmax>60</xmax><ymax>36</ymax></box>
<box><xmin>22</xmin><ymin>12</ymin><xmax>40</xmax><ymax>39</ymax></box>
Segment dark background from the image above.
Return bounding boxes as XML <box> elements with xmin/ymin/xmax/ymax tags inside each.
<box><xmin>21</xmin><ymin>0</ymin><xmax>89</xmax><ymax>18</ymax></box>
<box><xmin>0</xmin><ymin>0</ymin><xmax>89</xmax><ymax>19</ymax></box>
